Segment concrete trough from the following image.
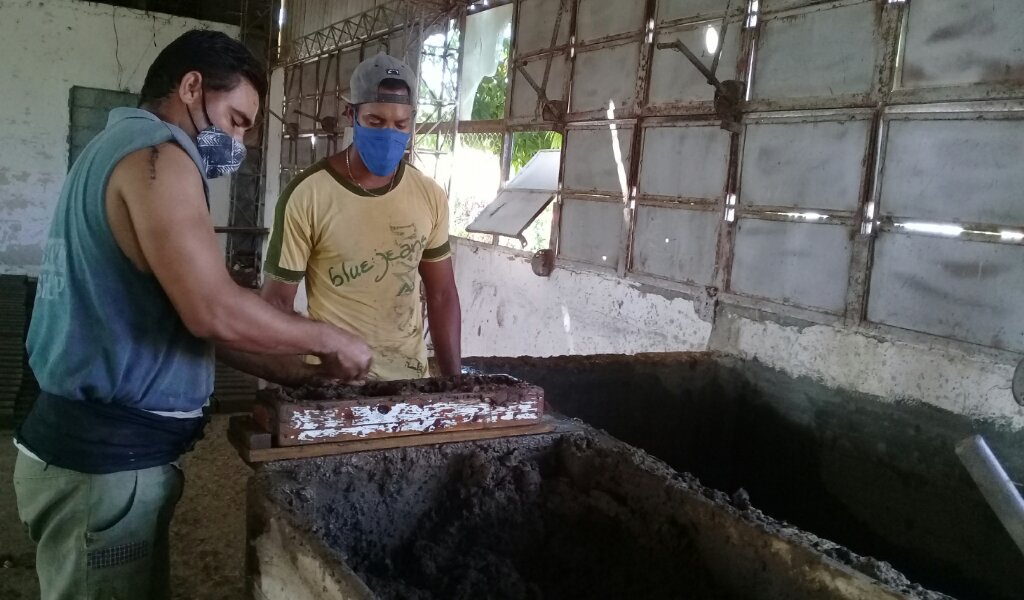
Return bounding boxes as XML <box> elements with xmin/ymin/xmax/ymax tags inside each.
<box><xmin>247</xmin><ymin>425</ymin><xmax>949</xmax><ymax>600</ymax></box>
<box><xmin>464</xmin><ymin>352</ymin><xmax>1024</xmax><ymax>600</ymax></box>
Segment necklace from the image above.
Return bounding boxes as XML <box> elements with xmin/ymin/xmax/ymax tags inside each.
<box><xmin>345</xmin><ymin>147</ymin><xmax>396</xmax><ymax>197</ymax></box>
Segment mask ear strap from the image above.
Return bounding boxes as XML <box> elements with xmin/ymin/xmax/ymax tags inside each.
<box><xmin>201</xmin><ymin>93</ymin><xmax>215</xmax><ymax>131</ymax></box>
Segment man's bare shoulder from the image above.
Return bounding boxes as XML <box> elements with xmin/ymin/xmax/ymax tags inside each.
<box><xmin>114</xmin><ymin>142</ymin><xmax>201</xmax><ymax>188</ymax></box>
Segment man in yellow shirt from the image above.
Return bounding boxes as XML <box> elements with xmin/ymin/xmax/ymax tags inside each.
<box><xmin>262</xmin><ymin>53</ymin><xmax>461</xmax><ymax>381</ymax></box>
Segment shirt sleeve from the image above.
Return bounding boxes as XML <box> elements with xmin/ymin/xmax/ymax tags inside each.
<box><xmin>264</xmin><ymin>179</ymin><xmax>314</xmax><ymax>283</ymax></box>
<box><xmin>421</xmin><ymin>181</ymin><xmax>452</xmax><ymax>263</ymax></box>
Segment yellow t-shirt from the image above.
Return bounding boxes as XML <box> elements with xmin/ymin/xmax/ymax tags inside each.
<box><xmin>264</xmin><ymin>159</ymin><xmax>452</xmax><ymax>381</ymax></box>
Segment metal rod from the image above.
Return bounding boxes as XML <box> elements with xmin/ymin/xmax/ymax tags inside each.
<box><xmin>709</xmin><ymin>0</ymin><xmax>733</xmax><ymax>78</ymax></box>
<box><xmin>656</xmin><ymin>40</ymin><xmax>727</xmax><ymax>95</ymax></box>
<box><xmin>955</xmin><ymin>435</ymin><xmax>1024</xmax><ymax>558</ymax></box>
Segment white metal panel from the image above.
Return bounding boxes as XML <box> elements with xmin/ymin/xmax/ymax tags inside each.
<box><xmin>570</xmin><ymin>42</ymin><xmax>642</xmax><ymax>114</ymax></box>
<box><xmin>752</xmin><ymin>2</ymin><xmax>877</xmax><ymax>101</ymax></box>
<box><xmin>510</xmin><ymin>53</ymin><xmax>569</xmax><ymax>119</ymax></box>
<box><xmin>657</xmin><ymin>0</ymin><xmax>731</xmax><ymax>24</ymax></box>
<box><xmin>649</xmin><ymin>22</ymin><xmax>741</xmax><ymax>105</ymax></box>
<box><xmin>869</xmin><ymin>233</ymin><xmax>1024</xmax><ymax>351</ymax></box>
<box><xmin>516</xmin><ymin>0</ymin><xmax>572</xmax><ymax>54</ymax></box>
<box><xmin>576</xmin><ymin>0</ymin><xmax>646</xmax><ymax>43</ymax></box>
<box><xmin>467</xmin><ymin>190</ymin><xmax>555</xmax><ymax>237</ymax></box>
<box><xmin>639</xmin><ymin>125</ymin><xmax>730</xmax><ymax>199</ymax></box>
<box><xmin>506</xmin><ymin>149</ymin><xmax>561</xmax><ymax>190</ymax></box>
<box><xmin>467</xmin><ymin>149</ymin><xmax>562</xmax><ymax>236</ymax></box>
<box><xmin>741</xmin><ymin>119</ymin><xmax>870</xmax><ymax>210</ymax></box>
<box><xmin>731</xmin><ymin>219</ymin><xmax>852</xmax><ymax>312</ymax></box>
<box><xmin>563</xmin><ymin>126</ymin><xmax>634</xmax><ymax>195</ymax></box>
<box><xmin>559</xmin><ymin>198</ymin><xmax>624</xmax><ymax>266</ymax></box>
<box><xmin>880</xmin><ymin>118</ymin><xmax>1024</xmax><ymax>224</ymax></box>
<box><xmin>632</xmin><ymin>206</ymin><xmax>719</xmax><ymax>284</ymax></box>
<box><xmin>901</xmin><ymin>0</ymin><xmax>1024</xmax><ymax>89</ymax></box>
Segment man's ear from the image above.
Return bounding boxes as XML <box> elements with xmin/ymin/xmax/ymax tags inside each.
<box><xmin>177</xmin><ymin>71</ymin><xmax>203</xmax><ymax>106</ymax></box>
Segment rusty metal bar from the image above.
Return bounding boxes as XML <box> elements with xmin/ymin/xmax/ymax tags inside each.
<box><xmin>656</xmin><ymin>39</ymin><xmax>729</xmax><ymax>96</ymax></box>
<box><xmin>708</xmin><ymin>0</ymin><xmax>733</xmax><ymax>78</ymax></box>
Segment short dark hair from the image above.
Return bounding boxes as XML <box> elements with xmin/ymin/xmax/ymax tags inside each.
<box><xmin>138</xmin><ymin>30</ymin><xmax>267</xmax><ymax>107</ymax></box>
<box><xmin>379</xmin><ymin>78</ymin><xmax>411</xmax><ymax>96</ymax></box>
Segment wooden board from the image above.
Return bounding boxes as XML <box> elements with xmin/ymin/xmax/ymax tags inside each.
<box><xmin>255</xmin><ymin>375</ymin><xmax>545</xmax><ymax>447</ymax></box>
<box><xmin>228</xmin><ymin>414</ymin><xmax>558</xmax><ymax>464</ymax></box>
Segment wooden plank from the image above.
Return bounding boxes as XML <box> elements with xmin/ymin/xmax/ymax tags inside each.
<box><xmin>228</xmin><ymin>415</ymin><xmax>273</xmax><ymax>451</ymax></box>
<box><xmin>229</xmin><ymin>417</ymin><xmax>559</xmax><ymax>464</ymax></box>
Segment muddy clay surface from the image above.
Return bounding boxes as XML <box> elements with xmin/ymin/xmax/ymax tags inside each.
<box><xmin>260</xmin><ymin>430</ymin><xmax>948</xmax><ymax>600</ymax></box>
<box><xmin>285</xmin><ymin>374</ymin><xmax>530</xmax><ymax>402</ymax></box>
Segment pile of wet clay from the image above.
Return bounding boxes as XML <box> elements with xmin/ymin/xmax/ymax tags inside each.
<box><xmin>287</xmin><ymin>374</ymin><xmax>529</xmax><ymax>402</ymax></box>
<box><xmin>294</xmin><ymin>435</ymin><xmax>729</xmax><ymax>600</ymax></box>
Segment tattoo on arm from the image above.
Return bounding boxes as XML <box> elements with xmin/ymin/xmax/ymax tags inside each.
<box><xmin>148</xmin><ymin>146</ymin><xmax>159</xmax><ymax>181</ymax></box>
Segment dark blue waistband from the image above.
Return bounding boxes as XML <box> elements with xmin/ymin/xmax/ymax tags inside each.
<box><xmin>16</xmin><ymin>392</ymin><xmax>207</xmax><ymax>474</ymax></box>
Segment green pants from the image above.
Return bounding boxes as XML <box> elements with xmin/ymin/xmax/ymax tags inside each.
<box><xmin>13</xmin><ymin>450</ymin><xmax>184</xmax><ymax>600</ymax></box>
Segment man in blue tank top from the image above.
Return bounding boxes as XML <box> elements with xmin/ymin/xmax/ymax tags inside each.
<box><xmin>12</xmin><ymin>30</ymin><xmax>373</xmax><ymax>600</ymax></box>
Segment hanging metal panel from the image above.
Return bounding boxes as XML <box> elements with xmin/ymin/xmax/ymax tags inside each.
<box><xmin>901</xmin><ymin>0</ymin><xmax>1024</xmax><ymax>90</ymax></box>
<box><xmin>639</xmin><ymin>123</ymin><xmax>730</xmax><ymax>199</ymax></box>
<box><xmin>879</xmin><ymin>115</ymin><xmax>1024</xmax><ymax>225</ymax></box>
<box><xmin>563</xmin><ymin>125</ymin><xmax>635</xmax><ymax>195</ymax></box>
<box><xmin>741</xmin><ymin>117</ymin><xmax>870</xmax><ymax>211</ymax></box>
<box><xmin>576</xmin><ymin>0</ymin><xmax>646</xmax><ymax>43</ymax></box>
<box><xmin>632</xmin><ymin>205</ymin><xmax>719</xmax><ymax>284</ymax></box>
<box><xmin>731</xmin><ymin>218</ymin><xmax>852</xmax><ymax>313</ymax></box>
<box><xmin>868</xmin><ymin>232</ymin><xmax>1024</xmax><ymax>352</ymax></box>
<box><xmin>751</xmin><ymin>1</ymin><xmax>879</xmax><ymax>104</ymax></box>
<box><xmin>569</xmin><ymin>41</ymin><xmax>643</xmax><ymax>115</ymax></box>
<box><xmin>558</xmin><ymin>197</ymin><xmax>625</xmax><ymax>267</ymax></box>
<box><xmin>649</xmin><ymin>19</ymin><xmax>742</xmax><ymax>108</ymax></box>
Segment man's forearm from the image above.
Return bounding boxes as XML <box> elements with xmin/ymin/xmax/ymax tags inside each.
<box><xmin>215</xmin><ymin>346</ymin><xmax>320</xmax><ymax>387</ymax></box>
<box><xmin>426</xmin><ymin>294</ymin><xmax>462</xmax><ymax>376</ymax></box>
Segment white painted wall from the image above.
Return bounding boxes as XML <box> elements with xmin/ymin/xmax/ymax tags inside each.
<box><xmin>0</xmin><ymin>0</ymin><xmax>239</xmax><ymax>275</ymax></box>
<box><xmin>452</xmin><ymin>239</ymin><xmax>713</xmax><ymax>357</ymax></box>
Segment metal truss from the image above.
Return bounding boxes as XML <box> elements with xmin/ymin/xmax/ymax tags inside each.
<box><xmin>280</xmin><ymin>2</ymin><xmax>417</xmax><ymax>67</ymax></box>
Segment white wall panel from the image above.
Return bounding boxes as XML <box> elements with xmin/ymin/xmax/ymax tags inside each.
<box><xmin>563</xmin><ymin>126</ymin><xmax>634</xmax><ymax>195</ymax></box>
<box><xmin>732</xmin><ymin>220</ymin><xmax>852</xmax><ymax>312</ymax></box>
<box><xmin>640</xmin><ymin>125</ymin><xmax>730</xmax><ymax>199</ymax></box>
<box><xmin>559</xmin><ymin>198</ymin><xmax>624</xmax><ymax>266</ymax></box>
<box><xmin>880</xmin><ymin>118</ymin><xmax>1024</xmax><ymax>224</ymax></box>
<box><xmin>901</xmin><ymin>0</ymin><xmax>1024</xmax><ymax>89</ymax></box>
<box><xmin>741</xmin><ymin>119</ymin><xmax>870</xmax><ymax>210</ymax></box>
<box><xmin>869</xmin><ymin>233</ymin><xmax>1024</xmax><ymax>352</ymax></box>
<box><xmin>752</xmin><ymin>2</ymin><xmax>878</xmax><ymax>101</ymax></box>
<box><xmin>632</xmin><ymin>206</ymin><xmax>719</xmax><ymax>284</ymax></box>
<box><xmin>570</xmin><ymin>42</ymin><xmax>642</xmax><ymax>114</ymax></box>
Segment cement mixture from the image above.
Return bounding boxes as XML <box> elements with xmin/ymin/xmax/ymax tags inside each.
<box><xmin>288</xmin><ymin>374</ymin><xmax>529</xmax><ymax>402</ymax></box>
<box><xmin>259</xmin><ymin>430</ymin><xmax>949</xmax><ymax>600</ymax></box>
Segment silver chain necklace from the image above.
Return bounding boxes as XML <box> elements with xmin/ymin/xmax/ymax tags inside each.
<box><xmin>345</xmin><ymin>147</ymin><xmax>396</xmax><ymax>197</ymax></box>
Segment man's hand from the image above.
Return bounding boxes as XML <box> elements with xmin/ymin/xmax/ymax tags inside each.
<box><xmin>313</xmin><ymin>324</ymin><xmax>373</xmax><ymax>381</ymax></box>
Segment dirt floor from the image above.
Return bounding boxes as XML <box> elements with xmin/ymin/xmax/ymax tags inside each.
<box><xmin>0</xmin><ymin>415</ymin><xmax>251</xmax><ymax>600</ymax></box>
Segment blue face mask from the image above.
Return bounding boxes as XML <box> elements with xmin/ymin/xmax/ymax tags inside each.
<box><xmin>189</xmin><ymin>98</ymin><xmax>246</xmax><ymax>179</ymax></box>
<box><xmin>352</xmin><ymin>115</ymin><xmax>411</xmax><ymax>177</ymax></box>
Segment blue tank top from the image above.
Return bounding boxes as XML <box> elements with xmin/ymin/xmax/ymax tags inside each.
<box><xmin>26</xmin><ymin>107</ymin><xmax>214</xmax><ymax>413</ymax></box>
